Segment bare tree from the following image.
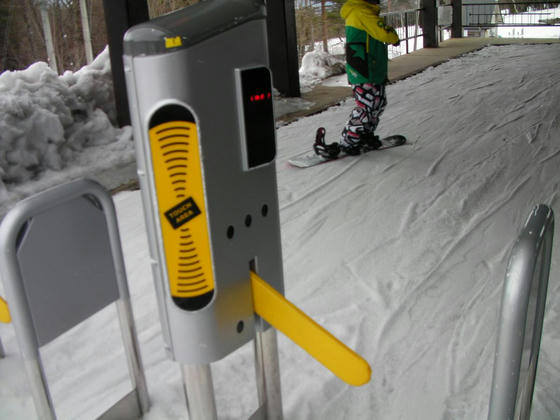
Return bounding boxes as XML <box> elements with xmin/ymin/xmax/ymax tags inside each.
<box><xmin>295</xmin><ymin>0</ymin><xmax>345</xmax><ymax>60</ymax></box>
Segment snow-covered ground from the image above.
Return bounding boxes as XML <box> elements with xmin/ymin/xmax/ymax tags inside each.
<box><xmin>1</xmin><ymin>43</ymin><xmax>560</xmax><ymax>419</ymax></box>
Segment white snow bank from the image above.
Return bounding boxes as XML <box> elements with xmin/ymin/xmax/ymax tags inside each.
<box><xmin>0</xmin><ymin>47</ymin><xmax>135</xmax><ymax>210</ymax></box>
<box><xmin>299</xmin><ymin>50</ymin><xmax>346</xmax><ymax>90</ymax></box>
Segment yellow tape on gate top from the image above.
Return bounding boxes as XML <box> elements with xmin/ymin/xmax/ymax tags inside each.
<box><xmin>148</xmin><ymin>119</ymin><xmax>214</xmax><ymax>307</ymax></box>
<box><xmin>0</xmin><ymin>296</ymin><xmax>10</xmax><ymax>323</ymax></box>
<box><xmin>165</xmin><ymin>36</ymin><xmax>182</xmax><ymax>49</ymax></box>
<box><xmin>250</xmin><ymin>271</ymin><xmax>371</xmax><ymax>387</ymax></box>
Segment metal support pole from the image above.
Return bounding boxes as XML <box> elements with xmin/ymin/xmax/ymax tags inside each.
<box><xmin>265</xmin><ymin>0</ymin><xmax>301</xmax><ymax>97</ymax></box>
<box><xmin>405</xmin><ymin>13</ymin><xmax>409</xmax><ymax>54</ymax></box>
<box><xmin>413</xmin><ymin>6</ymin><xmax>419</xmax><ymax>52</ymax></box>
<box><xmin>451</xmin><ymin>0</ymin><xmax>463</xmax><ymax>38</ymax></box>
<box><xmin>103</xmin><ymin>181</ymin><xmax>151</xmax><ymax>415</ymax></box>
<box><xmin>181</xmin><ymin>364</ymin><xmax>218</xmax><ymax>420</ymax></box>
<box><xmin>420</xmin><ymin>0</ymin><xmax>438</xmax><ymax>48</ymax></box>
<box><xmin>102</xmin><ymin>0</ymin><xmax>149</xmax><ymax>127</ymax></box>
<box><xmin>254</xmin><ymin>327</ymin><xmax>283</xmax><ymax>420</ymax></box>
<box><xmin>0</xmin><ymin>211</ymin><xmax>56</xmax><ymax>420</ymax></box>
<box><xmin>24</xmin><ymin>358</ymin><xmax>56</xmax><ymax>420</ymax></box>
<box><xmin>116</xmin><ymin>300</ymin><xmax>150</xmax><ymax>414</ymax></box>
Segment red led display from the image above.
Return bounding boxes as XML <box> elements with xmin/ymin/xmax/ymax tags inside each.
<box><xmin>240</xmin><ymin>66</ymin><xmax>276</xmax><ymax>168</ymax></box>
<box><xmin>249</xmin><ymin>92</ymin><xmax>272</xmax><ymax>102</ymax></box>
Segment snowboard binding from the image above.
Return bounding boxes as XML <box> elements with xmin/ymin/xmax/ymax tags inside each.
<box><xmin>313</xmin><ymin>127</ymin><xmax>341</xmax><ymax>159</ymax></box>
<box><xmin>360</xmin><ymin>133</ymin><xmax>382</xmax><ymax>151</ymax></box>
<box><xmin>342</xmin><ymin>132</ymin><xmax>382</xmax><ymax>155</ymax></box>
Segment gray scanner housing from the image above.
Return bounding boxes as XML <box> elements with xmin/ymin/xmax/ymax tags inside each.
<box><xmin>123</xmin><ymin>0</ymin><xmax>285</xmax><ymax>364</ymax></box>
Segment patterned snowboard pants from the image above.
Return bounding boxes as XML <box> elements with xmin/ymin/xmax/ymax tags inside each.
<box><xmin>340</xmin><ymin>83</ymin><xmax>387</xmax><ymax>147</ymax></box>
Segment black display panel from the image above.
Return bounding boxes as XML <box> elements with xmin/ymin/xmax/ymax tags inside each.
<box><xmin>240</xmin><ymin>67</ymin><xmax>276</xmax><ymax>168</ymax></box>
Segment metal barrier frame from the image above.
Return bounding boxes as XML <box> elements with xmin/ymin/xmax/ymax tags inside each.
<box><xmin>0</xmin><ymin>179</ymin><xmax>149</xmax><ymax>420</ymax></box>
<box><xmin>382</xmin><ymin>7</ymin><xmax>423</xmax><ymax>55</ymax></box>
<box><xmin>463</xmin><ymin>2</ymin><xmax>560</xmax><ymax>29</ymax></box>
<box><xmin>488</xmin><ymin>204</ymin><xmax>554</xmax><ymax>420</ymax></box>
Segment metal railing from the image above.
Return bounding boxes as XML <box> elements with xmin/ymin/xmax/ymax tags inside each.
<box><xmin>0</xmin><ymin>179</ymin><xmax>150</xmax><ymax>420</ymax></box>
<box><xmin>464</xmin><ymin>2</ymin><xmax>560</xmax><ymax>28</ymax></box>
<box><xmin>488</xmin><ymin>204</ymin><xmax>554</xmax><ymax>420</ymax></box>
<box><xmin>382</xmin><ymin>8</ymin><xmax>424</xmax><ymax>56</ymax></box>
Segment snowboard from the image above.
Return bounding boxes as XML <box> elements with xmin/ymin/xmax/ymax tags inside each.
<box><xmin>288</xmin><ymin>131</ymin><xmax>407</xmax><ymax>168</ymax></box>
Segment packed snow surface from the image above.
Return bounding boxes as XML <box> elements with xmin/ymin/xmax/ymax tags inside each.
<box><xmin>1</xmin><ymin>44</ymin><xmax>559</xmax><ymax>419</ymax></box>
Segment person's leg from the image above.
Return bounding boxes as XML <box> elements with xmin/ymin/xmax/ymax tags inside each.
<box><xmin>340</xmin><ymin>83</ymin><xmax>387</xmax><ymax>154</ymax></box>
<box><xmin>316</xmin><ymin>83</ymin><xmax>389</xmax><ymax>159</ymax></box>
<box><xmin>359</xmin><ymin>82</ymin><xmax>387</xmax><ymax>150</ymax></box>
<box><xmin>340</xmin><ymin>84</ymin><xmax>370</xmax><ymax>154</ymax></box>
<box><xmin>363</xmin><ymin>83</ymin><xmax>387</xmax><ymax>136</ymax></box>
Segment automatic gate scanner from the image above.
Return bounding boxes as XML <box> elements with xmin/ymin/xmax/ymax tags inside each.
<box><xmin>124</xmin><ymin>0</ymin><xmax>370</xmax><ymax>387</ymax></box>
<box><xmin>124</xmin><ymin>0</ymin><xmax>284</xmax><ymax>364</ymax></box>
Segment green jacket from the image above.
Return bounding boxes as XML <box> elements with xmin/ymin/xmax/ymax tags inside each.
<box><xmin>341</xmin><ymin>0</ymin><xmax>399</xmax><ymax>84</ymax></box>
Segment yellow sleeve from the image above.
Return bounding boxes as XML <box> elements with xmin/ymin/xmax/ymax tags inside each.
<box><xmin>359</xmin><ymin>9</ymin><xmax>400</xmax><ymax>44</ymax></box>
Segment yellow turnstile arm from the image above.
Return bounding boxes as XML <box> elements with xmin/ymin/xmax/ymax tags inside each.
<box><xmin>250</xmin><ymin>271</ymin><xmax>371</xmax><ymax>387</ymax></box>
<box><xmin>0</xmin><ymin>296</ymin><xmax>10</xmax><ymax>323</ymax></box>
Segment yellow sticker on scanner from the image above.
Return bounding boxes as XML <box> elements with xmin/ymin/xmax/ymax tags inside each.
<box><xmin>165</xmin><ymin>36</ymin><xmax>182</xmax><ymax>48</ymax></box>
<box><xmin>148</xmin><ymin>117</ymin><xmax>214</xmax><ymax>305</ymax></box>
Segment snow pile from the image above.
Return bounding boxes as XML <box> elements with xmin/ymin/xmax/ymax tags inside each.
<box><xmin>299</xmin><ymin>50</ymin><xmax>346</xmax><ymax>89</ymax></box>
<box><xmin>0</xmin><ymin>47</ymin><xmax>134</xmax><ymax>204</ymax></box>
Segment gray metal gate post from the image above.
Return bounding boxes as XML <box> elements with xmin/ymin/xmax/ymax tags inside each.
<box><xmin>177</xmin><ymin>319</ymin><xmax>282</xmax><ymax>420</ymax></box>
<box><xmin>0</xmin><ymin>179</ymin><xmax>149</xmax><ymax>420</ymax></box>
<box><xmin>488</xmin><ymin>204</ymin><xmax>554</xmax><ymax>420</ymax></box>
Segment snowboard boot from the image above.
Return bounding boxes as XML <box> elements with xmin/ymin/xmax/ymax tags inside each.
<box><xmin>314</xmin><ymin>127</ymin><xmax>341</xmax><ymax>159</ymax></box>
<box><xmin>360</xmin><ymin>132</ymin><xmax>382</xmax><ymax>151</ymax></box>
<box><xmin>339</xmin><ymin>129</ymin><xmax>363</xmax><ymax>155</ymax></box>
